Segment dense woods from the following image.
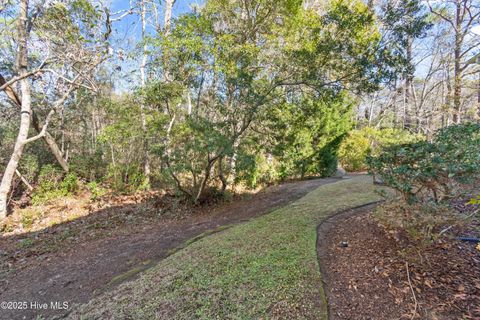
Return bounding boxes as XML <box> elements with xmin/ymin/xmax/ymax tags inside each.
<box><xmin>1</xmin><ymin>1</ymin><xmax>480</xmax><ymax>319</ymax></box>
<box><xmin>0</xmin><ymin>0</ymin><xmax>479</xmax><ymax>220</ymax></box>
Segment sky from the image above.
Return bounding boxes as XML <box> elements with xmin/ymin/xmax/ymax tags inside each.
<box><xmin>110</xmin><ymin>0</ymin><xmax>202</xmax><ymax>36</ymax></box>
<box><xmin>105</xmin><ymin>0</ymin><xmax>480</xmax><ymax>92</ymax></box>
<box><xmin>473</xmin><ymin>25</ymin><xmax>480</xmax><ymax>36</ymax></box>
<box><xmin>106</xmin><ymin>0</ymin><xmax>204</xmax><ymax>91</ymax></box>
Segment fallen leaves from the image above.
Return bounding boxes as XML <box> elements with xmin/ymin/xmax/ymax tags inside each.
<box><xmin>321</xmin><ymin>211</ymin><xmax>480</xmax><ymax>320</ymax></box>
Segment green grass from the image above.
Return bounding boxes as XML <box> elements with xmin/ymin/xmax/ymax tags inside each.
<box><xmin>70</xmin><ymin>176</ymin><xmax>382</xmax><ymax>320</ymax></box>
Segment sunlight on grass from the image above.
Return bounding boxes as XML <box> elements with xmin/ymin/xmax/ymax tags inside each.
<box><xmin>69</xmin><ymin>176</ymin><xmax>383</xmax><ymax>319</ymax></box>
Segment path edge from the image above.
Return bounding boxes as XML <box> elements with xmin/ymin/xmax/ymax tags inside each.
<box><xmin>315</xmin><ymin>200</ymin><xmax>384</xmax><ymax>320</ymax></box>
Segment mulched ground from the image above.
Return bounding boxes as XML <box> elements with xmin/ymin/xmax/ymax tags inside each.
<box><xmin>318</xmin><ymin>204</ymin><xmax>480</xmax><ymax>320</ymax></box>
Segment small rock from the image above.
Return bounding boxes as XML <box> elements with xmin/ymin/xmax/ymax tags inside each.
<box><xmin>335</xmin><ymin>167</ymin><xmax>346</xmax><ymax>177</ymax></box>
<box><xmin>340</xmin><ymin>241</ymin><xmax>349</xmax><ymax>248</ymax></box>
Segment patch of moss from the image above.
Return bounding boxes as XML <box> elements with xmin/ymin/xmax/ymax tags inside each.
<box><xmin>20</xmin><ymin>209</ymin><xmax>42</xmax><ymax>229</ymax></box>
<box><xmin>18</xmin><ymin>238</ymin><xmax>35</xmax><ymax>249</ymax></box>
<box><xmin>108</xmin><ymin>260</ymin><xmax>153</xmax><ymax>286</ymax></box>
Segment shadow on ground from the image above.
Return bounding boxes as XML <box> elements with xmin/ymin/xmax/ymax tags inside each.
<box><xmin>0</xmin><ymin>177</ymin><xmax>340</xmax><ymax>320</ymax></box>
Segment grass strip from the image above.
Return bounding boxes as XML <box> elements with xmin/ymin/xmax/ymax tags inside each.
<box><xmin>70</xmin><ymin>176</ymin><xmax>382</xmax><ymax>320</ymax></box>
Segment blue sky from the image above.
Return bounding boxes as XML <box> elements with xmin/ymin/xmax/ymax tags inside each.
<box><xmin>107</xmin><ymin>0</ymin><xmax>204</xmax><ymax>91</ymax></box>
<box><xmin>110</xmin><ymin>0</ymin><xmax>202</xmax><ymax>37</ymax></box>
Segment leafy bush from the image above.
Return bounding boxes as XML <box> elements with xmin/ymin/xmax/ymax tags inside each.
<box><xmin>367</xmin><ymin>123</ymin><xmax>480</xmax><ymax>203</ymax></box>
<box><xmin>20</xmin><ymin>209</ymin><xmax>42</xmax><ymax>229</ymax></box>
<box><xmin>105</xmin><ymin>164</ymin><xmax>147</xmax><ymax>193</ymax></box>
<box><xmin>61</xmin><ymin>173</ymin><xmax>79</xmax><ymax>194</ymax></box>
<box><xmin>368</xmin><ymin>123</ymin><xmax>480</xmax><ymax>243</ymax></box>
<box><xmin>266</xmin><ymin>94</ymin><xmax>353</xmax><ymax>179</ymax></box>
<box><xmin>87</xmin><ymin>181</ymin><xmax>107</xmax><ymax>201</ymax></box>
<box><xmin>32</xmin><ymin>165</ymin><xmax>80</xmax><ymax>205</ymax></box>
<box><xmin>316</xmin><ymin>134</ymin><xmax>345</xmax><ymax>177</ymax></box>
<box><xmin>235</xmin><ymin>153</ymin><xmax>278</xmax><ymax>189</ymax></box>
<box><xmin>338</xmin><ymin>127</ymin><xmax>421</xmax><ymax>171</ymax></box>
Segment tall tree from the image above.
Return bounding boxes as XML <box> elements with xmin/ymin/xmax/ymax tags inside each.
<box><xmin>381</xmin><ymin>0</ymin><xmax>431</xmax><ymax>128</ymax></box>
<box><xmin>154</xmin><ymin>0</ymin><xmax>385</xmax><ymax>202</ymax></box>
<box><xmin>0</xmin><ymin>0</ymin><xmax>30</xmax><ymax>219</ymax></box>
<box><xmin>0</xmin><ymin>0</ymin><xmax>107</xmax><ymax>218</ymax></box>
<box><xmin>140</xmin><ymin>0</ymin><xmax>151</xmax><ymax>187</ymax></box>
<box><xmin>428</xmin><ymin>0</ymin><xmax>480</xmax><ymax>123</ymax></box>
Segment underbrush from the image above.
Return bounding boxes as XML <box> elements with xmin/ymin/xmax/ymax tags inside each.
<box><xmin>31</xmin><ymin>165</ymin><xmax>80</xmax><ymax>205</ymax></box>
<box><xmin>373</xmin><ymin>200</ymin><xmax>473</xmax><ymax>244</ymax></box>
<box><xmin>338</xmin><ymin>127</ymin><xmax>421</xmax><ymax>172</ymax></box>
<box><xmin>368</xmin><ymin>123</ymin><xmax>480</xmax><ymax>244</ymax></box>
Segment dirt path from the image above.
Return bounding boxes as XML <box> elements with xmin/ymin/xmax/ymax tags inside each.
<box><xmin>0</xmin><ymin>177</ymin><xmax>339</xmax><ymax>320</ymax></box>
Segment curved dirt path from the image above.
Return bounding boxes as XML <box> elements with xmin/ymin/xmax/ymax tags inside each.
<box><xmin>0</xmin><ymin>177</ymin><xmax>340</xmax><ymax>320</ymax></box>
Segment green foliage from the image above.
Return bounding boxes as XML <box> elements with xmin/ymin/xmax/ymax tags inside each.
<box><xmin>367</xmin><ymin>123</ymin><xmax>480</xmax><ymax>203</ymax></box>
<box><xmin>87</xmin><ymin>181</ymin><xmax>107</xmax><ymax>201</ymax></box>
<box><xmin>21</xmin><ymin>212</ymin><xmax>34</xmax><ymax>229</ymax></box>
<box><xmin>265</xmin><ymin>94</ymin><xmax>353</xmax><ymax>179</ymax></box>
<box><xmin>338</xmin><ymin>127</ymin><xmax>422</xmax><ymax>171</ymax></box>
<box><xmin>61</xmin><ymin>173</ymin><xmax>79</xmax><ymax>194</ymax></box>
<box><xmin>147</xmin><ymin>0</ymin><xmax>385</xmax><ymax>199</ymax></box>
<box><xmin>469</xmin><ymin>194</ymin><xmax>480</xmax><ymax>205</ymax></box>
<box><xmin>369</xmin><ymin>124</ymin><xmax>480</xmax><ymax>243</ymax></box>
<box><xmin>235</xmin><ymin>153</ymin><xmax>278</xmax><ymax>189</ymax></box>
<box><xmin>35</xmin><ymin>0</ymin><xmax>103</xmax><ymax>44</ymax></box>
<box><xmin>0</xmin><ymin>0</ymin><xmax>408</xmax><ymax>210</ymax></box>
<box><xmin>32</xmin><ymin>165</ymin><xmax>79</xmax><ymax>205</ymax></box>
<box><xmin>105</xmin><ymin>164</ymin><xmax>146</xmax><ymax>193</ymax></box>
<box><xmin>379</xmin><ymin>0</ymin><xmax>431</xmax><ymax>80</ymax></box>
<box><xmin>18</xmin><ymin>238</ymin><xmax>35</xmax><ymax>249</ymax></box>
<box><xmin>20</xmin><ymin>209</ymin><xmax>42</xmax><ymax>230</ymax></box>
<box><xmin>96</xmin><ymin>97</ymin><xmax>149</xmax><ymax>192</ymax></box>
<box><xmin>317</xmin><ymin>134</ymin><xmax>345</xmax><ymax>177</ymax></box>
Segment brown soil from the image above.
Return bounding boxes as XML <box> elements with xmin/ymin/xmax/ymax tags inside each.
<box><xmin>0</xmin><ymin>177</ymin><xmax>339</xmax><ymax>320</ymax></box>
<box><xmin>317</xmin><ymin>204</ymin><xmax>480</xmax><ymax>320</ymax></box>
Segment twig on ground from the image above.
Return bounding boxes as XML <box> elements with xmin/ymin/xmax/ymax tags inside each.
<box><xmin>406</xmin><ymin>261</ymin><xmax>418</xmax><ymax>319</ymax></box>
<box><xmin>439</xmin><ymin>225</ymin><xmax>453</xmax><ymax>236</ymax></box>
<box><xmin>463</xmin><ymin>209</ymin><xmax>479</xmax><ymax>220</ymax></box>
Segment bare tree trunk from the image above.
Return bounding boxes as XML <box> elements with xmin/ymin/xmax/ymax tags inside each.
<box><xmin>164</xmin><ymin>0</ymin><xmax>175</xmax><ymax>36</ymax></box>
<box><xmin>194</xmin><ymin>159</ymin><xmax>215</xmax><ymax>203</ymax></box>
<box><xmin>453</xmin><ymin>1</ymin><xmax>462</xmax><ymax>124</ymax></box>
<box><xmin>140</xmin><ymin>0</ymin><xmax>151</xmax><ymax>187</ymax></box>
<box><xmin>404</xmin><ymin>37</ymin><xmax>412</xmax><ymax>129</ymax></box>
<box><xmin>187</xmin><ymin>90</ymin><xmax>192</xmax><ymax>115</ymax></box>
<box><xmin>218</xmin><ymin>157</ymin><xmax>227</xmax><ymax>193</ymax></box>
<box><xmin>0</xmin><ymin>74</ymin><xmax>69</xmax><ymax>172</ymax></box>
<box><xmin>16</xmin><ymin>169</ymin><xmax>33</xmax><ymax>191</ymax></box>
<box><xmin>446</xmin><ymin>68</ymin><xmax>453</xmax><ymax>126</ymax></box>
<box><xmin>162</xmin><ymin>0</ymin><xmax>175</xmax><ymax>83</ymax></box>
<box><xmin>38</xmin><ymin>122</ymin><xmax>69</xmax><ymax>172</ymax></box>
<box><xmin>0</xmin><ymin>0</ymin><xmax>30</xmax><ymax>219</ymax></box>
<box><xmin>477</xmin><ymin>70</ymin><xmax>480</xmax><ymax>118</ymax></box>
<box><xmin>228</xmin><ymin>139</ymin><xmax>240</xmax><ymax>184</ymax></box>
<box><xmin>392</xmin><ymin>78</ymin><xmax>399</xmax><ymax>127</ymax></box>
